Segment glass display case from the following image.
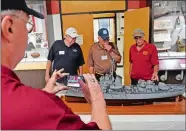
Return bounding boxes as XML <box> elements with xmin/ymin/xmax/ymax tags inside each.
<box><xmin>21</xmin><ymin>1</ymin><xmax>48</xmax><ymax>63</ymax></box>
<box><xmin>151</xmin><ymin>1</ymin><xmax>186</xmax><ymax>58</ymax></box>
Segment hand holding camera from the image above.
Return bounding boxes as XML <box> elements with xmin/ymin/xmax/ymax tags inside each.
<box><xmin>43</xmin><ymin>68</ymin><xmax>69</xmax><ymax>94</ymax></box>
<box><xmin>79</xmin><ymin>74</ymin><xmax>106</xmax><ymax>107</ymax></box>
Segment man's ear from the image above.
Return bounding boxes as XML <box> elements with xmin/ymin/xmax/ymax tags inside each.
<box><xmin>1</xmin><ymin>16</ymin><xmax>14</xmax><ymax>42</ymax></box>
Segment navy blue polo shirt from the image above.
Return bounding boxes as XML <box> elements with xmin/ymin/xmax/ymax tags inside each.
<box><xmin>47</xmin><ymin>39</ymin><xmax>85</xmax><ymax>75</ymax></box>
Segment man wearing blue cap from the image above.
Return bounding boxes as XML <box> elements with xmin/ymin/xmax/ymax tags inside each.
<box><xmin>88</xmin><ymin>28</ymin><xmax>121</xmax><ymax>81</ymax></box>
<box><xmin>1</xmin><ymin>0</ymin><xmax>111</xmax><ymax>130</ymax></box>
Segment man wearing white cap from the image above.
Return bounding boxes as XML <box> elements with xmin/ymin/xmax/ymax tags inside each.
<box><xmin>45</xmin><ymin>27</ymin><xmax>85</xmax><ymax>83</ymax></box>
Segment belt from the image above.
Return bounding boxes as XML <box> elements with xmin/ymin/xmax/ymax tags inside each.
<box><xmin>95</xmin><ymin>72</ymin><xmax>116</xmax><ymax>76</ymax></box>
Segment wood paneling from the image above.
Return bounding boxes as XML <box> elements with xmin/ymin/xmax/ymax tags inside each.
<box><xmin>62</xmin><ymin>14</ymin><xmax>94</xmax><ymax>73</ymax></box>
<box><xmin>124</xmin><ymin>7</ymin><xmax>150</xmax><ymax>85</ymax></box>
<box><xmin>61</xmin><ymin>1</ymin><xmax>126</xmax><ymax>14</ymax></box>
<box><xmin>93</xmin><ymin>13</ymin><xmax>115</xmax><ymax>19</ymax></box>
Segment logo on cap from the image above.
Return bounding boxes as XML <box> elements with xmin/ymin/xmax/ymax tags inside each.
<box><xmin>103</xmin><ymin>30</ymin><xmax>108</xmax><ymax>35</ymax></box>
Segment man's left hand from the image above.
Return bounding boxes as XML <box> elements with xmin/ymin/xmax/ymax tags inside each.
<box><xmin>151</xmin><ymin>72</ymin><xmax>159</xmax><ymax>81</ymax></box>
<box><xmin>43</xmin><ymin>68</ymin><xmax>69</xmax><ymax>94</ymax></box>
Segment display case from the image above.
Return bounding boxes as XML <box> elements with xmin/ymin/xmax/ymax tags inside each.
<box><xmin>15</xmin><ymin>1</ymin><xmax>48</xmax><ymax>70</ymax></box>
<box><xmin>150</xmin><ymin>1</ymin><xmax>186</xmax><ymax>84</ymax></box>
<box><xmin>151</xmin><ymin>1</ymin><xmax>186</xmax><ymax>57</ymax></box>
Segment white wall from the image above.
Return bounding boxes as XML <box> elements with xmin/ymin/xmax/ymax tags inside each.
<box><xmin>116</xmin><ymin>13</ymin><xmax>124</xmax><ymax>84</ymax></box>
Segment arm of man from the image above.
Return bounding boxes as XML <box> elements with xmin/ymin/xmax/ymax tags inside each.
<box><xmin>87</xmin><ymin>46</ymin><xmax>95</xmax><ymax>74</ymax></box>
<box><xmin>109</xmin><ymin>50</ymin><xmax>121</xmax><ymax>63</ymax></box>
<box><xmin>80</xmin><ymin>74</ymin><xmax>112</xmax><ymax>130</ymax></box>
<box><xmin>107</xmin><ymin>43</ymin><xmax>121</xmax><ymax>63</ymax></box>
<box><xmin>45</xmin><ymin>60</ymin><xmax>52</xmax><ymax>82</ymax></box>
<box><xmin>45</xmin><ymin>44</ymin><xmax>55</xmax><ymax>83</ymax></box>
<box><xmin>129</xmin><ymin>63</ymin><xmax>133</xmax><ymax>76</ymax></box>
<box><xmin>153</xmin><ymin>65</ymin><xmax>159</xmax><ymax>75</ymax></box>
<box><xmin>151</xmin><ymin>45</ymin><xmax>159</xmax><ymax>81</ymax></box>
<box><xmin>91</xmin><ymin>100</ymin><xmax>112</xmax><ymax>130</ymax></box>
<box><xmin>89</xmin><ymin>67</ymin><xmax>94</xmax><ymax>74</ymax></box>
<box><xmin>129</xmin><ymin>47</ymin><xmax>133</xmax><ymax>76</ymax></box>
<box><xmin>79</xmin><ymin>66</ymin><xmax>83</xmax><ymax>75</ymax></box>
<box><xmin>78</xmin><ymin>46</ymin><xmax>85</xmax><ymax>75</ymax></box>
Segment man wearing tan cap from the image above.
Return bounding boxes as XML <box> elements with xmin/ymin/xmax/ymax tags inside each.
<box><xmin>129</xmin><ymin>29</ymin><xmax>159</xmax><ymax>85</ymax></box>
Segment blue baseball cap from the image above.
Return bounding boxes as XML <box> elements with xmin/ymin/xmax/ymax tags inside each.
<box><xmin>98</xmin><ymin>28</ymin><xmax>109</xmax><ymax>40</ymax></box>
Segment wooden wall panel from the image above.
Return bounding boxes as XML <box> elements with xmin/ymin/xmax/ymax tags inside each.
<box><xmin>124</xmin><ymin>7</ymin><xmax>150</xmax><ymax>85</ymax></box>
<box><xmin>61</xmin><ymin>1</ymin><xmax>126</xmax><ymax>14</ymax></box>
<box><xmin>93</xmin><ymin>13</ymin><xmax>115</xmax><ymax>19</ymax></box>
<box><xmin>62</xmin><ymin>14</ymin><xmax>94</xmax><ymax>73</ymax></box>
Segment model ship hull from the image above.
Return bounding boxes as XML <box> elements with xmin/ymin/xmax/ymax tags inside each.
<box><xmin>62</xmin><ymin>75</ymin><xmax>185</xmax><ymax>101</ymax></box>
<box><xmin>64</xmin><ymin>84</ymin><xmax>185</xmax><ymax>100</ymax></box>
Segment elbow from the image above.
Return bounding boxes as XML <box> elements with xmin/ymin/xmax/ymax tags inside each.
<box><xmin>116</xmin><ymin>56</ymin><xmax>122</xmax><ymax>63</ymax></box>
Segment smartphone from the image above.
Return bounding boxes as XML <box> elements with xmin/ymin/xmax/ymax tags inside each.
<box><xmin>58</xmin><ymin>75</ymin><xmax>85</xmax><ymax>88</ymax></box>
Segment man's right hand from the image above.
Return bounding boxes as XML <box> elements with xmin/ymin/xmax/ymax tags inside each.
<box><xmin>79</xmin><ymin>74</ymin><xmax>112</xmax><ymax>130</ymax></box>
<box><xmin>79</xmin><ymin>74</ymin><xmax>106</xmax><ymax>106</ymax></box>
<box><xmin>45</xmin><ymin>74</ymin><xmax>50</xmax><ymax>83</ymax></box>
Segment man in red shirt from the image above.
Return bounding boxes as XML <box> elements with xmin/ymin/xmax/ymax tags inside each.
<box><xmin>129</xmin><ymin>29</ymin><xmax>159</xmax><ymax>85</ymax></box>
<box><xmin>1</xmin><ymin>0</ymin><xmax>111</xmax><ymax>130</ymax></box>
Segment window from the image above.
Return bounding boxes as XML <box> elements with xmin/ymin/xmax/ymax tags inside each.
<box><xmin>152</xmin><ymin>1</ymin><xmax>186</xmax><ymax>57</ymax></box>
<box><xmin>93</xmin><ymin>18</ymin><xmax>115</xmax><ymax>43</ymax></box>
<box><xmin>21</xmin><ymin>1</ymin><xmax>48</xmax><ymax>62</ymax></box>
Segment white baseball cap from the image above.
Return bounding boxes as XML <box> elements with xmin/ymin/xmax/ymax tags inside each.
<box><xmin>65</xmin><ymin>27</ymin><xmax>79</xmax><ymax>38</ymax></box>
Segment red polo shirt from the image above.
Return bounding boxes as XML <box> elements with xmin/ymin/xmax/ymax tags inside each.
<box><xmin>129</xmin><ymin>42</ymin><xmax>159</xmax><ymax>80</ymax></box>
<box><xmin>1</xmin><ymin>65</ymin><xmax>100</xmax><ymax>130</ymax></box>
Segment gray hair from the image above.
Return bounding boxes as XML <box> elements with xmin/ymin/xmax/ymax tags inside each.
<box><xmin>1</xmin><ymin>9</ymin><xmax>21</xmax><ymax>19</ymax></box>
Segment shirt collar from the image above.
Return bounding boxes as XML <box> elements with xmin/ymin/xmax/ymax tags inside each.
<box><xmin>63</xmin><ymin>39</ymin><xmax>77</xmax><ymax>48</ymax></box>
<box><xmin>134</xmin><ymin>40</ymin><xmax>150</xmax><ymax>51</ymax></box>
<box><xmin>96</xmin><ymin>42</ymin><xmax>104</xmax><ymax>50</ymax></box>
<box><xmin>1</xmin><ymin>65</ymin><xmax>20</xmax><ymax>82</ymax></box>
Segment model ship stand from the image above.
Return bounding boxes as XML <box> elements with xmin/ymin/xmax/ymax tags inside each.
<box><xmin>63</xmin><ymin>58</ymin><xmax>185</xmax><ymax>105</ymax></box>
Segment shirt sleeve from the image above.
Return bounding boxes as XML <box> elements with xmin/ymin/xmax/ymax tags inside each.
<box><xmin>129</xmin><ymin>47</ymin><xmax>132</xmax><ymax>63</ymax></box>
<box><xmin>77</xmin><ymin>47</ymin><xmax>85</xmax><ymax>66</ymax></box>
<box><xmin>47</xmin><ymin>42</ymin><xmax>55</xmax><ymax>62</ymax></box>
<box><xmin>151</xmin><ymin>45</ymin><xmax>159</xmax><ymax>65</ymax></box>
<box><xmin>41</xmin><ymin>91</ymin><xmax>100</xmax><ymax>130</ymax></box>
<box><xmin>87</xmin><ymin>46</ymin><xmax>94</xmax><ymax>67</ymax></box>
<box><xmin>110</xmin><ymin>42</ymin><xmax>121</xmax><ymax>56</ymax></box>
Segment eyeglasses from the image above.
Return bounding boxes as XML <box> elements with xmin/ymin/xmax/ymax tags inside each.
<box><xmin>12</xmin><ymin>15</ymin><xmax>34</xmax><ymax>33</ymax></box>
<box><xmin>134</xmin><ymin>36</ymin><xmax>142</xmax><ymax>40</ymax></box>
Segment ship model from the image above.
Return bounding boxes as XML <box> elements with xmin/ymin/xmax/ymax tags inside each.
<box><xmin>62</xmin><ymin>57</ymin><xmax>185</xmax><ymax>102</ymax></box>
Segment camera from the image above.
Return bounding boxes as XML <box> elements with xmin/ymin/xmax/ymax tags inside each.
<box><xmin>57</xmin><ymin>75</ymin><xmax>85</xmax><ymax>88</ymax></box>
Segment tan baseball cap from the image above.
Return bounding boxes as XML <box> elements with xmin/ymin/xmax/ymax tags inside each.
<box><xmin>133</xmin><ymin>28</ymin><xmax>145</xmax><ymax>37</ymax></box>
<box><xmin>65</xmin><ymin>27</ymin><xmax>79</xmax><ymax>38</ymax></box>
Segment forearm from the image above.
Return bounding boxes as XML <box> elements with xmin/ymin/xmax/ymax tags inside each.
<box><xmin>109</xmin><ymin>50</ymin><xmax>121</xmax><ymax>63</ymax></box>
<box><xmin>89</xmin><ymin>66</ymin><xmax>94</xmax><ymax>74</ymax></box>
<box><xmin>46</xmin><ymin>60</ymin><xmax>52</xmax><ymax>75</ymax></box>
<box><xmin>79</xmin><ymin>66</ymin><xmax>83</xmax><ymax>75</ymax></box>
<box><xmin>91</xmin><ymin>101</ymin><xmax>112</xmax><ymax>130</ymax></box>
<box><xmin>153</xmin><ymin>65</ymin><xmax>159</xmax><ymax>74</ymax></box>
